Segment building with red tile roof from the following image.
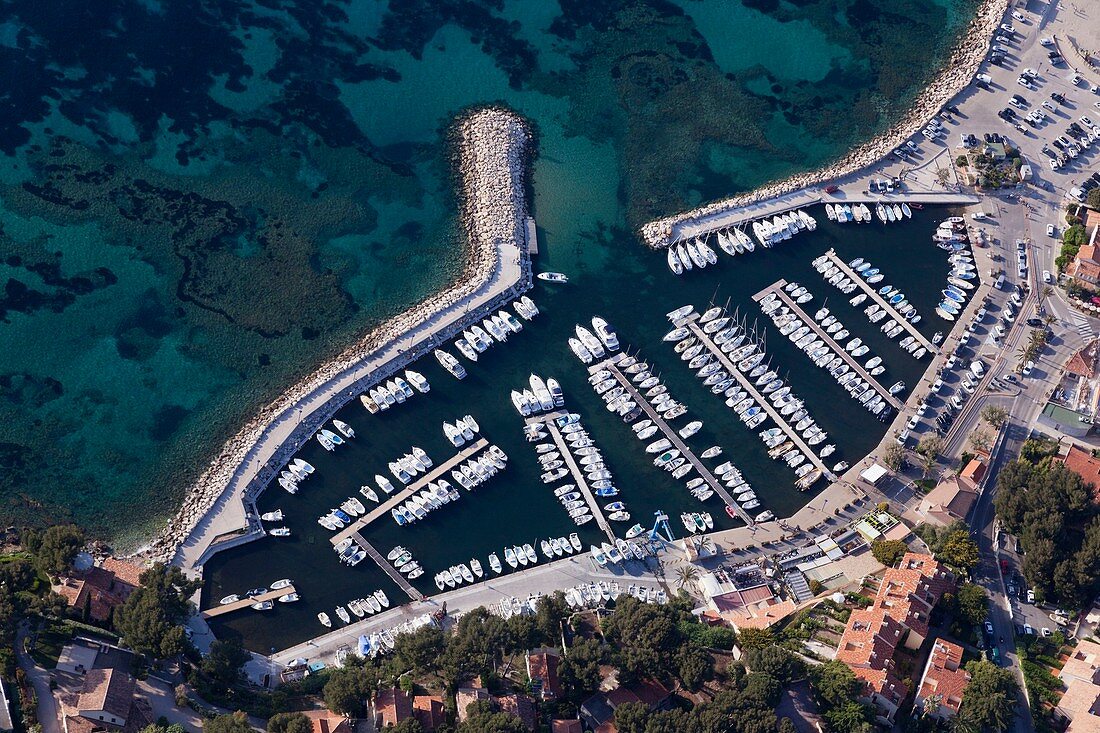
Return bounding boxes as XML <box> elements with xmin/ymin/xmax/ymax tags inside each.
<box><xmin>918</xmin><ymin>473</ymin><xmax>980</xmax><ymax>527</ymax></box>
<box><xmin>1063</xmin><ymin>446</ymin><xmax>1100</xmax><ymax>497</ymax></box>
<box><xmin>551</xmin><ymin>720</ymin><xmax>583</xmax><ymax>733</ymax></box>
<box><xmin>455</xmin><ymin>686</ymin><xmax>491</xmax><ymax>723</ymax></box>
<box><xmin>1069</xmin><ymin>244</ymin><xmax>1100</xmax><ymax>287</ymax></box>
<box><xmin>698</xmin><ymin>564</ymin><xmax>798</xmax><ymax>631</ymax></box>
<box><xmin>53</xmin><ymin>558</ymin><xmax>144</xmax><ymax>623</ymax></box>
<box><xmin>59</xmin><ymin>669</ymin><xmax>152</xmax><ymax>733</ymax></box>
<box><xmin>834</xmin><ymin>553</ymin><xmax>955</xmax><ymax>725</ymax></box>
<box><xmin>375</xmin><ymin>687</ymin><xmax>413</xmax><ymax>729</ymax></box>
<box><xmin>580</xmin><ymin>679</ymin><xmax>672</xmax><ymax>732</ymax></box>
<box><xmin>412</xmin><ymin>695</ymin><xmax>446</xmax><ymax>731</ymax></box>
<box><xmin>527</xmin><ymin>649</ymin><xmax>562</xmax><ymax>700</ymax></box>
<box><xmin>301</xmin><ymin>710</ymin><xmax>350</xmax><ymax>733</ymax></box>
<box><xmin>497</xmin><ymin>694</ymin><xmax>537</xmax><ymax>732</ymax></box>
<box><xmin>915</xmin><ymin>640</ymin><xmax>971</xmax><ymax>720</ymax></box>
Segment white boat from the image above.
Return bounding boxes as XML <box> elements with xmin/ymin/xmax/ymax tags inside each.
<box><xmin>537</xmin><ymin>272</ymin><xmax>568</xmax><ymax>283</ymax></box>
<box><xmin>667</xmin><ymin>247</ymin><xmax>683</xmax><ymax>275</ymax></box>
<box><xmin>405</xmin><ymin>370</ymin><xmax>430</xmax><ymax>393</ymax></box>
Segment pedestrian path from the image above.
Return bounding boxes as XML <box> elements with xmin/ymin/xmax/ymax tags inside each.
<box><xmin>1072</xmin><ymin>312</ymin><xmax>1095</xmax><ymax>339</ymax></box>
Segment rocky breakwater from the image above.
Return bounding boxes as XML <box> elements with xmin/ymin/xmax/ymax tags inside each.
<box><xmin>142</xmin><ymin>107</ymin><xmax>533</xmax><ymax>566</ymax></box>
<box><xmin>639</xmin><ymin>0</ymin><xmax>1009</xmax><ymax>249</ymax></box>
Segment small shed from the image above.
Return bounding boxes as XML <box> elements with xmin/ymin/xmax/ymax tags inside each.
<box><xmin>860</xmin><ymin>463</ymin><xmax>889</xmax><ymax>485</ymax></box>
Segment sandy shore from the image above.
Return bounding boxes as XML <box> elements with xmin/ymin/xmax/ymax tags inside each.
<box><xmin>142</xmin><ymin>107</ymin><xmax>534</xmax><ymax>566</ymax></box>
<box><xmin>640</xmin><ymin>0</ymin><xmax>1010</xmax><ymax>249</ymax></box>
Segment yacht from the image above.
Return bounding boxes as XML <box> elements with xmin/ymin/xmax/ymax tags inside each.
<box><xmin>434</xmin><ymin>349</ymin><xmax>466</xmax><ymax>379</ymax></box>
<box><xmin>591</xmin><ymin>316</ymin><xmax>620</xmax><ymax>351</ymax></box>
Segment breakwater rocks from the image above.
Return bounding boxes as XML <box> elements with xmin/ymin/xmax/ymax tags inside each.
<box><xmin>141</xmin><ymin>107</ymin><xmax>533</xmax><ymax>566</ymax></box>
<box><xmin>639</xmin><ymin>0</ymin><xmax>1010</xmax><ymax>249</ymax></box>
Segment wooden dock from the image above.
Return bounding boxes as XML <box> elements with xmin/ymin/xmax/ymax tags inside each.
<box><xmin>751</xmin><ymin>281</ymin><xmax>901</xmax><ymax>411</ymax></box>
<box><xmin>351</xmin><ymin>533</ymin><xmax>424</xmax><ymax>601</ymax></box>
<box><xmin>677</xmin><ymin>314</ymin><xmax>833</xmax><ymax>480</ymax></box>
<box><xmin>528</xmin><ymin>411</ymin><xmax>617</xmax><ymax>543</ymax></box>
<box><xmin>330</xmin><ymin>439</ymin><xmax>490</xmax><ymax>546</ymax></box>
<box><xmin>820</xmin><ymin>250</ymin><xmax>935</xmax><ymax>353</ymax></box>
<box><xmin>590</xmin><ymin>354</ymin><xmax>752</xmax><ymax>525</ymax></box>
<box><xmin>202</xmin><ymin>584</ymin><xmax>298</xmax><ymax>618</ymax></box>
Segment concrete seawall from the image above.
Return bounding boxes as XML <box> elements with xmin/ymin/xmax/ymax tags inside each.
<box><xmin>639</xmin><ymin>0</ymin><xmax>1010</xmax><ymax>249</ymax></box>
<box><xmin>146</xmin><ymin>107</ymin><xmax>535</xmax><ymax>569</ymax></box>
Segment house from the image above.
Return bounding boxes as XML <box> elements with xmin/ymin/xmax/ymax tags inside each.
<box><xmin>1066</xmin><ymin>340</ymin><xmax>1100</xmax><ymax>380</ymax></box>
<box><xmin>53</xmin><ymin>558</ymin><xmax>144</xmax><ymax>623</ymax></box>
<box><xmin>915</xmin><ymin>640</ymin><xmax>971</xmax><ymax>720</ymax></box>
<box><xmin>917</xmin><ymin>462</ymin><xmax>983</xmax><ymax>526</ymax></box>
<box><xmin>834</xmin><ymin>553</ymin><xmax>956</xmax><ymax>725</ymax></box>
<box><xmin>412</xmin><ymin>695</ymin><xmax>445</xmax><ymax>731</ymax></box>
<box><xmin>59</xmin><ymin>669</ymin><xmax>152</xmax><ymax>733</ymax></box>
<box><xmin>0</xmin><ymin>678</ymin><xmax>13</xmax><ymax>733</ymax></box>
<box><xmin>697</xmin><ymin>564</ymin><xmax>797</xmax><ymax>632</ymax></box>
<box><xmin>550</xmin><ymin>721</ymin><xmax>583</xmax><ymax>733</ymax></box>
<box><xmin>1056</xmin><ymin>640</ymin><xmax>1100</xmax><ymax>732</ymax></box>
<box><xmin>496</xmin><ymin>694</ymin><xmax>537</xmax><ymax>732</ymax></box>
<box><xmin>375</xmin><ymin>687</ymin><xmax>413</xmax><ymax>728</ymax></box>
<box><xmin>527</xmin><ymin>649</ymin><xmax>562</xmax><ymax>700</ymax></box>
<box><xmin>1062</xmin><ymin>446</ymin><xmax>1100</xmax><ymax>498</ymax></box>
<box><xmin>455</xmin><ymin>686</ymin><xmax>491</xmax><ymax>723</ymax></box>
<box><xmin>301</xmin><ymin>710</ymin><xmax>350</xmax><ymax>733</ymax></box>
<box><xmin>580</xmin><ymin>680</ymin><xmax>672</xmax><ymax>732</ymax></box>
<box><xmin>1067</xmin><ymin>244</ymin><xmax>1100</xmax><ymax>287</ymax></box>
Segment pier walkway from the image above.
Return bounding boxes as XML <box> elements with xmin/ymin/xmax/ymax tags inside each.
<box><xmin>677</xmin><ymin>313</ymin><xmax>833</xmax><ymax>480</ymax></box>
<box><xmin>202</xmin><ymin>584</ymin><xmax>298</xmax><ymax>619</ymax></box>
<box><xmin>820</xmin><ymin>249</ymin><xmax>935</xmax><ymax>353</ymax></box>
<box><xmin>527</xmin><ymin>411</ymin><xmax>616</xmax><ymax>543</ymax></box>
<box><xmin>590</xmin><ymin>354</ymin><xmax>752</xmax><ymax>525</ymax></box>
<box><xmin>349</xmin><ymin>534</ymin><xmax>424</xmax><ymax>601</ymax></box>
<box><xmin>331</xmin><ymin>439</ymin><xmax>490</xmax><ymax>546</ymax></box>
<box><xmin>751</xmin><ymin>281</ymin><xmax>901</xmax><ymax>411</ymax></box>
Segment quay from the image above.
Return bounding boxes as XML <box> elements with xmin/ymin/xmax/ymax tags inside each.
<box><xmin>677</xmin><ymin>313</ymin><xmax>833</xmax><ymax>480</ymax></box>
<box><xmin>349</xmin><ymin>533</ymin><xmax>424</xmax><ymax>601</ymax></box>
<box><xmin>589</xmin><ymin>354</ymin><xmax>752</xmax><ymax>525</ymax></box>
<box><xmin>751</xmin><ymin>280</ymin><xmax>901</xmax><ymax>411</ymax></box>
<box><xmin>330</xmin><ymin>438</ymin><xmax>491</xmax><ymax>547</ymax></box>
<box><xmin>527</xmin><ymin>411</ymin><xmax>617</xmax><ymax>543</ymax></box>
<box><xmin>201</xmin><ymin>584</ymin><xmax>298</xmax><ymax>619</ymax></box>
<box><xmin>820</xmin><ymin>249</ymin><xmax>936</xmax><ymax>353</ymax></box>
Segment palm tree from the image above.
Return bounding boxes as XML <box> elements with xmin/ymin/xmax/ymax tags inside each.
<box><xmin>697</xmin><ymin>536</ymin><xmax>716</xmax><ymax>557</ymax></box>
<box><xmin>675</xmin><ymin>565</ymin><xmax>700</xmax><ymax>591</ymax></box>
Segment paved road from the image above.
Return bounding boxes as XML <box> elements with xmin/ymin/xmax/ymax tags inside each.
<box><xmin>15</xmin><ymin>625</ymin><xmax>61</xmax><ymax>733</ymax></box>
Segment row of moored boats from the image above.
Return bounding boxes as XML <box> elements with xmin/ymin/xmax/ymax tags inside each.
<box><xmin>665</xmin><ymin>304</ymin><xmax>825</xmax><ymax>497</ymax></box>
<box><xmin>314</xmin><ymin>419</ymin><xmax>355</xmax><ymax>452</ymax></box>
<box><xmin>317</xmin><ymin>589</ymin><xmax>391</xmax><ymax>628</ymax></box>
<box><xmin>824</xmin><ymin>201</ymin><xmax>913</xmax><ymax>224</ymax></box>
<box><xmin>937</xmin><ymin>249</ymin><xmax>977</xmax><ymax>322</ymax></box>
<box><xmin>359</xmin><ymin>371</ymin><xmax>429</xmax><ymax>414</ymax></box>
<box><xmin>761</xmin><ymin>290</ymin><xmax>897</xmax><ymax>421</ymax></box>
<box><xmin>568</xmin><ymin>315</ymin><xmax>621</xmax><ymax>365</ymax></box>
<box><xmin>665</xmin><ymin>210</ymin><xmax>818</xmax><ymax>275</ymax></box>
<box><xmin>434</xmin><ymin>534</ymin><xmax>587</xmax><ymax>590</ymax></box>
<box><xmin>432</xmin><ymin>296</ymin><xmax>540</xmax><ymax>380</ymax></box>
<box><xmin>219</xmin><ymin>578</ymin><xmax>298</xmax><ymax>610</ymax></box>
<box><xmin>511</xmin><ymin>373</ymin><xmax>564</xmax><ymax>416</ymax></box>
<box><xmin>530</xmin><ymin>412</ymin><xmax>628</xmax><ymax>525</ymax></box>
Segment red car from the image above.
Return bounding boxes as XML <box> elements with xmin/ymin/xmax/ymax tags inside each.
<box><xmin>824</xmin><ymin>185</ymin><xmax>840</xmax><ymax>194</ymax></box>
<box><xmin>1000</xmin><ymin>559</ymin><xmax>1009</xmax><ymax>573</ymax></box>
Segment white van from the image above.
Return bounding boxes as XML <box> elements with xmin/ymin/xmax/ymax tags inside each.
<box><xmin>995</xmin><ymin>273</ymin><xmax>1006</xmax><ymax>289</ymax></box>
<box><xmin>971</xmin><ymin>360</ymin><xmax>986</xmax><ymax>378</ymax></box>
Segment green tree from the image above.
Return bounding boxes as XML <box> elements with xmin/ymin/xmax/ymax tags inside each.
<box><xmin>743</xmin><ymin>645</ymin><xmax>802</xmax><ymax>682</ymax></box>
<box><xmin>558</xmin><ymin>638</ymin><xmax>604</xmax><ymax>700</ymax></box>
<box><xmin>675</xmin><ymin>644</ymin><xmax>712</xmax><ymax>691</ymax></box>
<box><xmin>392</xmin><ymin>626</ymin><xmax>444</xmax><ymax>678</ymax></box>
<box><xmin>871</xmin><ymin>540</ymin><xmax>908</xmax><ymax>568</ymax></box>
<box><xmin>969</xmin><ymin>429</ymin><xmax>992</xmax><ymax>454</ymax></box>
<box><xmin>203</xmin><ymin>712</ymin><xmax>251</xmax><ymax>733</ymax></box>
<box><xmin>1064</xmin><ymin>223</ymin><xmax>1088</xmax><ymax>246</ymax></box>
<box><xmin>388</xmin><ymin>721</ymin><xmax>423</xmax><ymax>733</ymax></box>
<box><xmin>322</xmin><ymin>661</ymin><xmax>379</xmax><ymax>717</ymax></box>
<box><xmin>674</xmin><ymin>565</ymin><xmax>700</xmax><ymax>591</ymax></box>
<box><xmin>114</xmin><ymin>563</ymin><xmax>201</xmax><ymax>659</ymax></box>
<box><xmin>824</xmin><ymin>701</ymin><xmax>873</xmax><ymax>733</ymax></box>
<box><xmin>201</xmin><ymin>638</ymin><xmax>250</xmax><ymax>688</ymax></box>
<box><xmin>811</xmin><ymin>660</ymin><xmax>862</xmax><ymax>709</ymax></box>
<box><xmin>601</xmin><ymin>596</ymin><xmax>682</xmax><ymax>683</ymax></box>
<box><xmin>981</xmin><ymin>405</ymin><xmax>1008</xmax><ymax>428</ymax></box>
<box><xmin>1087</xmin><ymin>188</ymin><xmax>1100</xmax><ymax>209</ymax></box>
<box><xmin>737</xmin><ymin>627</ymin><xmax>774</xmax><ymax>651</ymax></box>
<box><xmin>743</xmin><ymin>673</ymin><xmax>782</xmax><ymax>706</ymax></box>
<box><xmin>957</xmin><ymin>659</ymin><xmax>1017</xmax><ymax>732</ymax></box>
<box><xmin>613</xmin><ymin>701</ymin><xmax>649</xmax><ymax>733</ymax></box>
<box><xmin>457</xmin><ymin>704</ymin><xmax>526</xmax><ymax>733</ymax></box>
<box><xmin>954</xmin><ymin>583</ymin><xmax>989</xmax><ymax>627</ymax></box>
<box><xmin>267</xmin><ymin>713</ymin><xmax>311</xmax><ymax>733</ymax></box>
<box><xmin>26</xmin><ymin>524</ymin><xmax>84</xmax><ymax>576</ymax></box>
<box><xmin>916</xmin><ymin>435</ymin><xmax>943</xmax><ymax>479</ymax></box>
<box><xmin>939</xmin><ymin>532</ymin><xmax>980</xmax><ymax>573</ymax></box>
<box><xmin>883</xmin><ymin>442</ymin><xmax>904</xmax><ymax>472</ymax></box>
<box><xmin>534</xmin><ymin>592</ymin><xmax>570</xmax><ymax>643</ymax></box>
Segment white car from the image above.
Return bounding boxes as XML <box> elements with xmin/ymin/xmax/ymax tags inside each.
<box><xmin>916</xmin><ymin>401</ymin><xmax>929</xmax><ymax>416</ymax></box>
<box><xmin>971</xmin><ymin>211</ymin><xmax>988</xmax><ymax>220</ymax></box>
<box><xmin>1044</xmin><ymin>100</ymin><xmax>1056</xmax><ymax>110</ymax></box>
<box><xmin>1012</xmin><ymin>10</ymin><xmax>1026</xmax><ymax>22</ymax></box>
<box><xmin>1023</xmin><ymin>360</ymin><xmax>1035</xmax><ymax>376</ymax></box>
<box><xmin>932</xmin><ymin>378</ymin><xmax>944</xmax><ymax>394</ymax></box>
<box><xmin>976</xmin><ymin>72</ymin><xmax>992</xmax><ymax>84</ymax></box>
<box><xmin>1081</xmin><ymin>115</ymin><xmax>1097</xmax><ymax>128</ymax></box>
<box><xmin>1094</xmin><ymin>101</ymin><xmax>1100</xmax><ymax>111</ymax></box>
<box><xmin>1018</xmin><ymin>77</ymin><xmax>1034</xmax><ymax>89</ymax></box>
<box><xmin>1044</xmin><ymin>269</ymin><xmax>1053</xmax><ymax>283</ymax></box>
<box><xmin>1000</xmin><ymin>23</ymin><xmax>1015</xmax><ymax>34</ymax></box>
<box><xmin>906</xmin><ymin>415</ymin><xmax>920</xmax><ymax>430</ymax></box>
<box><xmin>1040</xmin><ymin>36</ymin><xmax>1054</xmax><ymax>46</ymax></box>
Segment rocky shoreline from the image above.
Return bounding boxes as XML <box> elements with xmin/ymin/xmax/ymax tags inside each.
<box><xmin>141</xmin><ymin>107</ymin><xmax>533</xmax><ymax>566</ymax></box>
<box><xmin>639</xmin><ymin>0</ymin><xmax>1010</xmax><ymax>249</ymax></box>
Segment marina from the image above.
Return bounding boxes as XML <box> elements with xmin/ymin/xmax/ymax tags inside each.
<box><xmin>676</xmin><ymin>312</ymin><xmax>833</xmax><ymax>482</ymax></box>
<box><xmin>349</xmin><ymin>535</ymin><xmax>425</xmax><ymax>602</ymax></box>
<box><xmin>818</xmin><ymin>249</ymin><xmax>936</xmax><ymax>353</ymax></box>
<box><xmin>751</xmin><ymin>281</ymin><xmax>901</xmax><ymax>411</ymax></box>
<box><xmin>528</xmin><ymin>411</ymin><xmax>617</xmax><ymax>543</ymax></box>
<box><xmin>588</xmin><ymin>353</ymin><xmax>752</xmax><ymax>525</ymax></box>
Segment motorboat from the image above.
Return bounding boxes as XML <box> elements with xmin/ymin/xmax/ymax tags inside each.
<box><xmin>537</xmin><ymin>272</ymin><xmax>568</xmax><ymax>283</ymax></box>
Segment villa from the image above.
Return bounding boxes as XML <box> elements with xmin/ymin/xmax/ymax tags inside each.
<box><xmin>1055</xmin><ymin>640</ymin><xmax>1100</xmax><ymax>732</ymax></box>
<box><xmin>914</xmin><ymin>640</ymin><xmax>971</xmax><ymax>721</ymax></box>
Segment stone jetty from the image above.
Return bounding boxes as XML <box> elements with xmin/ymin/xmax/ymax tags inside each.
<box><xmin>639</xmin><ymin>0</ymin><xmax>1010</xmax><ymax>249</ymax></box>
<box><xmin>144</xmin><ymin>107</ymin><xmax>534</xmax><ymax>568</ymax></box>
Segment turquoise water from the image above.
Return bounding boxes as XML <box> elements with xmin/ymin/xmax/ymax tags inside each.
<box><xmin>0</xmin><ymin>0</ymin><xmax>976</xmax><ymax>550</ymax></box>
